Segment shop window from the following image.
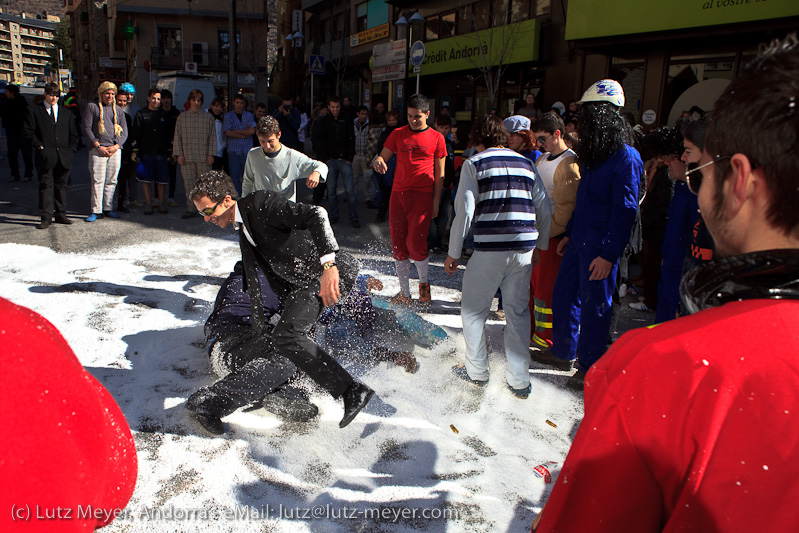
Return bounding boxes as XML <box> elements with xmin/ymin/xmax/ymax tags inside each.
<box><xmin>426</xmin><ymin>15</ymin><xmax>440</xmax><ymax>41</ymax></box>
<box><xmin>610</xmin><ymin>57</ymin><xmax>645</xmax><ymax>122</ymax></box>
<box><xmin>664</xmin><ymin>52</ymin><xmax>736</xmax><ymax>125</ymax></box>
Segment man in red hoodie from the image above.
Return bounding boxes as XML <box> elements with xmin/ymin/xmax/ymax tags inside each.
<box><xmin>532</xmin><ymin>33</ymin><xmax>799</xmax><ymax>533</ymax></box>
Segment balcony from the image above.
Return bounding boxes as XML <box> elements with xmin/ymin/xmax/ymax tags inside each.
<box><xmin>151</xmin><ymin>47</ymin><xmax>260</xmax><ymax>71</ymax></box>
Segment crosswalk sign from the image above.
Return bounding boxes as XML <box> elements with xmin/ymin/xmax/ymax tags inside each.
<box><xmin>310</xmin><ymin>55</ymin><xmax>325</xmax><ymax>75</ymax></box>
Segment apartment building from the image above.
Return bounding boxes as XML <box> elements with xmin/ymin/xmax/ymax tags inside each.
<box><xmin>0</xmin><ymin>11</ymin><xmax>59</xmax><ymax>86</ymax></box>
<box><xmin>66</xmin><ymin>0</ymin><xmax>289</xmax><ymax>108</ymax></box>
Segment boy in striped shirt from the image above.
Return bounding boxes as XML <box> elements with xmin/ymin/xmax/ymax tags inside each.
<box><xmin>444</xmin><ymin>115</ymin><xmax>551</xmax><ymax>399</ymax></box>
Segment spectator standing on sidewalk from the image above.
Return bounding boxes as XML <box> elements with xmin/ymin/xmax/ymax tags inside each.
<box><xmin>223</xmin><ymin>94</ymin><xmax>256</xmax><ymax>195</ymax></box>
<box><xmin>272</xmin><ymin>97</ymin><xmax>302</xmax><ymax>152</ymax></box>
<box><xmin>82</xmin><ymin>81</ymin><xmax>128</xmax><ymax>222</ymax></box>
<box><xmin>1</xmin><ymin>84</ymin><xmax>33</xmax><ymax>182</ymax></box>
<box><xmin>312</xmin><ymin>96</ymin><xmax>359</xmax><ymax>228</ymax></box>
<box><xmin>23</xmin><ymin>83</ymin><xmax>80</xmax><ymax>229</ymax></box>
<box><xmin>352</xmin><ymin>105</ymin><xmax>372</xmax><ymax>205</ymax></box>
<box><xmin>173</xmin><ymin>89</ymin><xmax>216</xmax><ymax>219</ymax></box>
<box><xmin>131</xmin><ymin>88</ymin><xmax>170</xmax><ymax>215</ymax></box>
<box><xmin>160</xmin><ymin>89</ymin><xmax>181</xmax><ymax>208</ymax></box>
<box><xmin>114</xmin><ymin>91</ymin><xmax>136</xmax><ymax>213</ymax></box>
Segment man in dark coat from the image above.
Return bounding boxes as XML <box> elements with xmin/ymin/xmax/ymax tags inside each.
<box><xmin>23</xmin><ymin>83</ymin><xmax>79</xmax><ymax>229</ymax></box>
<box><xmin>186</xmin><ymin>170</ymin><xmax>374</xmax><ymax>435</ymax></box>
<box><xmin>2</xmin><ymin>84</ymin><xmax>33</xmax><ymax>181</ymax></box>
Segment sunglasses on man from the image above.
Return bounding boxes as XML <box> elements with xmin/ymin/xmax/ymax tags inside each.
<box><xmin>684</xmin><ymin>155</ymin><xmax>731</xmax><ymax>195</ymax></box>
<box><xmin>198</xmin><ymin>201</ymin><xmax>223</xmax><ymax>217</ymax></box>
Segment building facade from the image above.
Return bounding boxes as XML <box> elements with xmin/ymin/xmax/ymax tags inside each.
<box><xmin>0</xmin><ymin>10</ymin><xmax>59</xmax><ymax>86</ymax></box>
<box><xmin>295</xmin><ymin>0</ymin><xmax>798</xmax><ymax>130</ymax></box>
<box><xmin>66</xmin><ymin>0</ymin><xmax>288</xmax><ymax>109</ymax></box>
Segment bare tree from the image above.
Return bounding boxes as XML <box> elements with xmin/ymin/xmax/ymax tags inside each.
<box><xmin>452</xmin><ymin>0</ymin><xmax>529</xmax><ymax>107</ymax></box>
<box><xmin>328</xmin><ymin>0</ymin><xmax>351</xmax><ymax>96</ymax></box>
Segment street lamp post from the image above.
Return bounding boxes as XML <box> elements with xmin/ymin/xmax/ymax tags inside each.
<box><xmin>394</xmin><ymin>12</ymin><xmax>425</xmax><ymax>99</ymax></box>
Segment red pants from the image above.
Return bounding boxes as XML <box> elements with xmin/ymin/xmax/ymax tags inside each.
<box><xmin>529</xmin><ymin>236</ymin><xmax>564</xmax><ymax>347</ymax></box>
<box><xmin>389</xmin><ymin>189</ymin><xmax>433</xmax><ymax>262</ymax></box>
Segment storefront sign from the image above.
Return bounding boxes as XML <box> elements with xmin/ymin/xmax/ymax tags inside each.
<box><xmin>415</xmin><ymin>18</ymin><xmax>539</xmax><ymax>77</ymax></box>
<box><xmin>566</xmin><ymin>0</ymin><xmax>799</xmax><ymax>40</ymax></box>
<box><xmin>372</xmin><ymin>63</ymin><xmax>406</xmax><ymax>82</ymax></box>
<box><xmin>351</xmin><ymin>22</ymin><xmax>390</xmax><ymax>47</ymax></box>
<box><xmin>99</xmin><ymin>57</ymin><xmax>126</xmax><ymax>69</ymax></box>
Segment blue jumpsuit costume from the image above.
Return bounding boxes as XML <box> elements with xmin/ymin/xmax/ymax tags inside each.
<box><xmin>550</xmin><ymin>145</ymin><xmax>642</xmax><ymax>372</ymax></box>
<box><xmin>655</xmin><ymin>181</ymin><xmax>699</xmax><ymax>323</ymax></box>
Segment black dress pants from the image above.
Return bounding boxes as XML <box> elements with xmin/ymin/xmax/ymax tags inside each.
<box><xmin>38</xmin><ymin>160</ymin><xmax>70</xmax><ymax>219</ymax></box>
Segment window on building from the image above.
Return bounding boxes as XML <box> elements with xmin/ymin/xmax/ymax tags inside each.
<box><xmin>425</xmin><ymin>15</ymin><xmax>440</xmax><ymax>41</ymax></box>
<box><xmin>356</xmin><ymin>2</ymin><xmax>368</xmax><ymax>33</ymax></box>
<box><xmin>157</xmin><ymin>26</ymin><xmax>182</xmax><ymax>50</ymax></box>
<box><xmin>440</xmin><ymin>10</ymin><xmax>456</xmax><ymax>38</ymax></box>
<box><xmin>511</xmin><ymin>0</ymin><xmax>534</xmax><ymax>22</ymax></box>
<box><xmin>535</xmin><ymin>0</ymin><xmax>551</xmax><ymax>17</ymax></box>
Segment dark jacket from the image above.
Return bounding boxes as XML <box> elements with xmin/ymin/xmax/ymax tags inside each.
<box><xmin>272</xmin><ymin>106</ymin><xmax>302</xmax><ymax>148</ymax></box>
<box><xmin>131</xmin><ymin>107</ymin><xmax>170</xmax><ymax>155</ymax></box>
<box><xmin>1</xmin><ymin>94</ymin><xmax>29</xmax><ymax>135</ymax></box>
<box><xmin>23</xmin><ymin>102</ymin><xmax>79</xmax><ymax>170</ymax></box>
<box><xmin>312</xmin><ymin>112</ymin><xmax>355</xmax><ymax>162</ymax></box>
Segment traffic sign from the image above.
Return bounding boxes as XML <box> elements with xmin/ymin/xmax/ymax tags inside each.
<box><xmin>372</xmin><ymin>39</ymin><xmax>407</xmax><ymax>68</ymax></box>
<box><xmin>309</xmin><ymin>55</ymin><xmax>325</xmax><ymax>75</ymax></box>
<box><xmin>410</xmin><ymin>41</ymin><xmax>425</xmax><ymax>68</ymax></box>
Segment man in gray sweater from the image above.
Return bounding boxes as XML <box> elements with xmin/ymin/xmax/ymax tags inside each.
<box><xmin>242</xmin><ymin>115</ymin><xmax>327</xmax><ymax>202</ymax></box>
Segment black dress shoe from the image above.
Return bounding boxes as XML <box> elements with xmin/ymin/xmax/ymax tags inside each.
<box><xmin>351</xmin><ymin>219</ymin><xmax>361</xmax><ymax>228</ymax></box>
<box><xmin>36</xmin><ymin>219</ymin><xmax>52</xmax><ymax>229</ymax></box>
<box><xmin>54</xmin><ymin>216</ymin><xmax>73</xmax><ymax>225</ymax></box>
<box><xmin>339</xmin><ymin>382</ymin><xmax>374</xmax><ymax>428</ymax></box>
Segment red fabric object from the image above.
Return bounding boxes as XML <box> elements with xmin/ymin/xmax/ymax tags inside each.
<box><xmin>529</xmin><ymin>236</ymin><xmax>564</xmax><ymax>346</ymax></box>
<box><xmin>384</xmin><ymin>125</ymin><xmax>446</xmax><ymax>192</ymax></box>
<box><xmin>389</xmin><ymin>189</ymin><xmax>433</xmax><ymax>262</ymax></box>
<box><xmin>535</xmin><ymin>299</ymin><xmax>799</xmax><ymax>532</ymax></box>
<box><xmin>0</xmin><ymin>297</ymin><xmax>137</xmax><ymax>531</ymax></box>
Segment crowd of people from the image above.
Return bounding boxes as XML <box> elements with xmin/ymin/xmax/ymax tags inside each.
<box><xmin>3</xmin><ymin>31</ymin><xmax>798</xmax><ymax>532</ymax></box>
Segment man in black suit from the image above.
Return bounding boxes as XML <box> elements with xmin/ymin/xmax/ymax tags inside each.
<box><xmin>185</xmin><ymin>170</ymin><xmax>375</xmax><ymax>434</ymax></box>
<box><xmin>23</xmin><ymin>83</ymin><xmax>79</xmax><ymax>229</ymax></box>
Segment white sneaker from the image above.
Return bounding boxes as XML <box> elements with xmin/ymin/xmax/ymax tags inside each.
<box><xmin>619</xmin><ymin>283</ymin><xmax>628</xmax><ymax>298</ymax></box>
<box><xmin>628</xmin><ymin>302</ymin><xmax>651</xmax><ymax>312</ymax></box>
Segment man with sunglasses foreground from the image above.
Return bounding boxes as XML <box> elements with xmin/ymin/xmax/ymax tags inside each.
<box><xmin>185</xmin><ymin>171</ymin><xmax>374</xmax><ymax>435</ymax></box>
<box><xmin>532</xmin><ymin>33</ymin><xmax>799</xmax><ymax>532</ymax></box>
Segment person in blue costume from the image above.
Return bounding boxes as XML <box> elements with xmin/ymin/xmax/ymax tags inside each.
<box><xmin>651</xmin><ymin>127</ymin><xmax>699</xmax><ymax>323</ymax></box>
<box><xmin>545</xmin><ymin>79</ymin><xmax>643</xmax><ymax>389</ymax></box>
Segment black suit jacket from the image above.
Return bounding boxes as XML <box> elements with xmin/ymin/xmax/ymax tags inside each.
<box><xmin>238</xmin><ymin>190</ymin><xmax>339</xmax><ymax>297</ymax></box>
<box><xmin>237</xmin><ymin>190</ymin><xmax>359</xmax><ymax>301</ymax></box>
<box><xmin>23</xmin><ymin>102</ymin><xmax>79</xmax><ymax>170</ymax></box>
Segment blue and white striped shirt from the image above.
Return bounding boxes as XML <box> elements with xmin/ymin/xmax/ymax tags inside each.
<box><xmin>448</xmin><ymin>147</ymin><xmax>551</xmax><ymax>257</ymax></box>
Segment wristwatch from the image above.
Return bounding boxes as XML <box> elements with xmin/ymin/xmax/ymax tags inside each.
<box><xmin>322</xmin><ymin>261</ymin><xmax>337</xmax><ymax>271</ymax></box>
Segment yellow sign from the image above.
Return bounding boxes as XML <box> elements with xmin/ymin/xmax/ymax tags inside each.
<box><xmin>415</xmin><ymin>19</ymin><xmax>539</xmax><ymax>76</ymax></box>
<box><xmin>566</xmin><ymin>0</ymin><xmax>799</xmax><ymax>40</ymax></box>
<box><xmin>351</xmin><ymin>23</ymin><xmax>390</xmax><ymax>47</ymax></box>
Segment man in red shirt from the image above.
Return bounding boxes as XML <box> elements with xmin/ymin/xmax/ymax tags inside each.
<box><xmin>532</xmin><ymin>33</ymin><xmax>799</xmax><ymax>533</ymax></box>
<box><xmin>373</xmin><ymin>94</ymin><xmax>446</xmax><ymax>306</ymax></box>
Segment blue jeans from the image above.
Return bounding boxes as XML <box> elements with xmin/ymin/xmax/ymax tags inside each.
<box><xmin>228</xmin><ymin>152</ymin><xmax>248</xmax><ymax>196</ymax></box>
<box><xmin>326</xmin><ymin>159</ymin><xmax>358</xmax><ymax>222</ymax></box>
